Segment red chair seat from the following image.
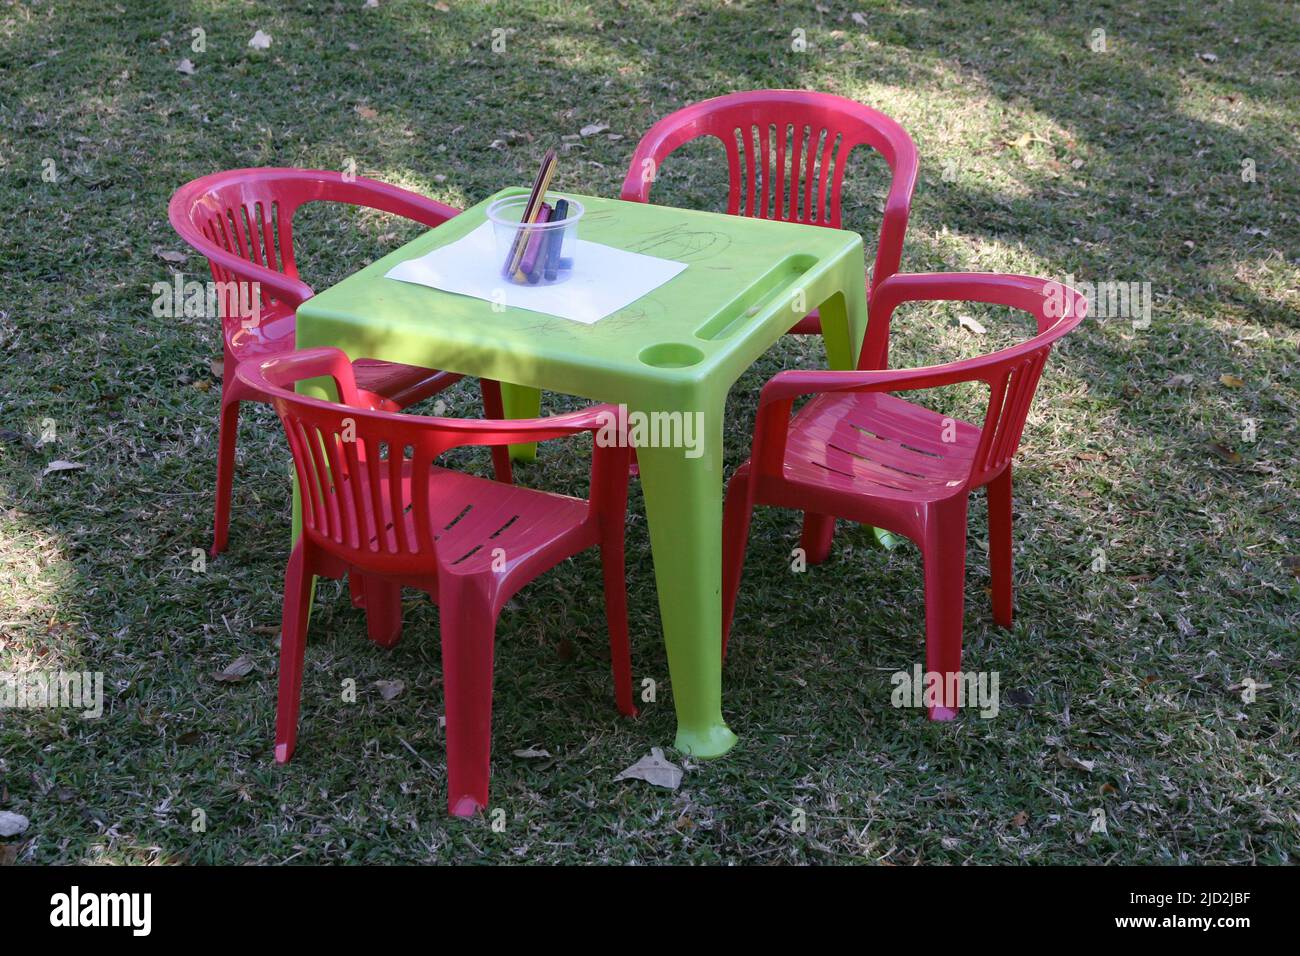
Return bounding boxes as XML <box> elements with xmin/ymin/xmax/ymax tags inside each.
<box><xmin>350</xmin><ymin>359</ymin><xmax>459</xmax><ymax>408</ymax></box>
<box><xmin>224</xmin><ymin>302</ymin><xmax>454</xmax><ymax>408</ymax></box>
<box><xmin>339</xmin><ymin>460</ymin><xmax>593</xmax><ymax>585</ymax></box>
<box><xmin>226</xmin><ymin>302</ymin><xmax>297</xmax><ymax>357</ymax></box>
<box><xmin>779</xmin><ymin>391</ymin><xmax>980</xmax><ymax>504</ymax></box>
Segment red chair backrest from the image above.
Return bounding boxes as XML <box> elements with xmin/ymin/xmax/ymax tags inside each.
<box><xmin>866</xmin><ymin>274</ymin><xmax>1088</xmax><ymax>489</ymax></box>
<box><xmin>168</xmin><ymin>167</ymin><xmax>460</xmax><ymax>314</ymax></box>
<box><xmin>235</xmin><ymin>348</ymin><xmax>603</xmax><ymax>575</ymax></box>
<box><xmin>621</xmin><ymin>90</ymin><xmax>919</xmax><ymax>292</ymax></box>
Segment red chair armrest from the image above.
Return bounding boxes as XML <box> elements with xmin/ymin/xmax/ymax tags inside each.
<box><xmin>236</xmin><ymin>346</ymin><xmax>363</xmax><ymax>406</ymax></box>
<box><xmin>860</xmin><ymin>272</ymin><xmax>1087</xmax><ymax>371</ymax></box>
<box><xmin>317</xmin><ymin>175</ymin><xmax>461</xmax><ymax>230</ymax></box>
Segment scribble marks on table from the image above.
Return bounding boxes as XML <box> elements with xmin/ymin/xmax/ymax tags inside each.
<box><xmin>628</xmin><ymin>227</ymin><xmax>731</xmax><ymax>262</ymax></box>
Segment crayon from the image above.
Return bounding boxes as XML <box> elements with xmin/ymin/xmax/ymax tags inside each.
<box><xmin>521</xmin><ymin>203</ymin><xmax>552</xmax><ymax>282</ymax></box>
<box><xmin>543</xmin><ymin>198</ymin><xmax>569</xmax><ymax>281</ymax></box>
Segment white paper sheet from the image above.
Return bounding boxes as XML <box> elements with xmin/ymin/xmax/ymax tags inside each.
<box><xmin>384</xmin><ymin>222</ymin><xmax>688</xmax><ymax>325</ymax></box>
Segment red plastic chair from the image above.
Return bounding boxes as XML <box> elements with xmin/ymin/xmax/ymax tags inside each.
<box><xmin>722</xmin><ymin>273</ymin><xmax>1087</xmax><ymax>718</ymax></box>
<box><xmin>168</xmin><ymin>167</ymin><xmax>511</xmax><ymax>556</ymax></box>
<box><xmin>236</xmin><ymin>347</ymin><xmax>636</xmax><ymax>817</ymax></box>
<box><xmin>620</xmin><ymin>90</ymin><xmax>919</xmax><ymax>336</ymax></box>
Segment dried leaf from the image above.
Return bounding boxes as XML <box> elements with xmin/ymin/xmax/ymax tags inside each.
<box><xmin>1056</xmin><ymin>750</ymin><xmax>1095</xmax><ymax>773</ymax></box>
<box><xmin>615</xmin><ymin>747</ymin><xmax>683</xmax><ymax>790</ymax></box>
<box><xmin>0</xmin><ymin>811</ymin><xmax>29</xmax><ymax>837</ymax></box>
<box><xmin>1218</xmin><ymin>373</ymin><xmax>1245</xmax><ymax>388</ymax></box>
<box><xmin>0</xmin><ymin>843</ymin><xmax>18</xmax><ymax>865</ymax></box>
<box><xmin>957</xmin><ymin>314</ymin><xmax>987</xmax><ymax>334</ymax></box>
<box><xmin>1281</xmin><ymin>556</ymin><xmax>1300</xmax><ymax>577</ymax></box>
<box><xmin>512</xmin><ymin>746</ymin><xmax>551</xmax><ymax>759</ymax></box>
<box><xmin>155</xmin><ymin>248</ymin><xmax>188</xmax><ymax>264</ymax></box>
<box><xmin>41</xmin><ymin>460</ymin><xmax>84</xmax><ymax>478</ymax></box>
<box><xmin>434</xmin><ymin>1</ymin><xmax>450</xmax><ymax>9</ymax></box>
<box><xmin>1011</xmin><ymin>811</ymin><xmax>1029</xmax><ymax>827</ymax></box>
<box><xmin>212</xmin><ymin>655</ymin><xmax>255</xmax><ymax>683</ymax></box>
<box><xmin>579</xmin><ymin>122</ymin><xmax>609</xmax><ymax>137</ymax></box>
<box><xmin>373</xmin><ymin>679</ymin><xmax>404</xmax><ymax>700</ymax></box>
<box><xmin>1005</xmin><ymin>131</ymin><xmax>1048</xmax><ymax>151</ymax></box>
<box><xmin>1162</xmin><ymin>373</ymin><xmax>1195</xmax><ymax>388</ymax></box>
<box><xmin>248</xmin><ymin>30</ymin><xmax>272</xmax><ymax>50</ymax></box>
<box><xmin>355</xmin><ymin>104</ymin><xmax>378</xmax><ymax>120</ymax></box>
<box><xmin>176</xmin><ymin>58</ymin><xmax>195</xmax><ymax>75</ymax></box>
<box><xmin>1205</xmin><ymin>442</ymin><xmax>1241</xmax><ymax>465</ymax></box>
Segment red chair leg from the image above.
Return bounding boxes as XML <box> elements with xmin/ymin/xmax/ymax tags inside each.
<box><xmin>348</xmin><ymin>574</ymin><xmax>366</xmax><ymax>609</ymax></box>
<box><xmin>922</xmin><ymin>497</ymin><xmax>969</xmax><ymax>721</ymax></box>
<box><xmin>599</xmin><ymin>511</ymin><xmax>636</xmax><ymax>719</ymax></box>
<box><xmin>987</xmin><ymin>467</ymin><xmax>1013</xmax><ymax>629</ymax></box>
<box><xmin>478</xmin><ymin>379</ymin><xmax>514</xmax><ymax>484</ymax></box>
<box><xmin>211</xmin><ymin>396</ymin><xmax>241</xmax><ymax>556</ymax></box>
<box><xmin>364</xmin><ymin>577</ymin><xmax>403</xmax><ymax>648</ymax></box>
<box><xmin>275</xmin><ymin>542</ymin><xmax>313</xmax><ymax>763</ymax></box>
<box><xmin>721</xmin><ymin>466</ymin><xmax>755</xmax><ymax>658</ymax></box>
<box><xmin>799</xmin><ymin>512</ymin><xmax>835</xmax><ymax>565</ymax></box>
<box><xmin>438</xmin><ymin>576</ymin><xmax>497</xmax><ymax>817</ymax></box>
<box><xmin>489</xmin><ymin>445</ymin><xmax>513</xmax><ymax>484</ymax></box>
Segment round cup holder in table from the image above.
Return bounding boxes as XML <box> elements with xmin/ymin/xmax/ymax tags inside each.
<box><xmin>638</xmin><ymin>342</ymin><xmax>705</xmax><ymax>369</ymax></box>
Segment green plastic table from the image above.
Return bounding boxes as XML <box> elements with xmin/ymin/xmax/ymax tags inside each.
<box><xmin>295</xmin><ymin>188</ymin><xmax>868</xmax><ymax>758</ymax></box>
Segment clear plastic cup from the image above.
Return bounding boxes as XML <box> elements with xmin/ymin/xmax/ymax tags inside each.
<box><xmin>486</xmin><ymin>193</ymin><xmax>583</xmax><ymax>286</ymax></box>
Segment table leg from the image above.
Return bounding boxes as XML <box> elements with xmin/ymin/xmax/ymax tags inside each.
<box><xmin>816</xmin><ymin>289</ymin><xmax>857</xmax><ymax>372</ymax></box>
<box><xmin>803</xmin><ymin>293</ymin><xmax>848</xmax><ymax>559</ymax></box>
<box><xmin>499</xmin><ymin>383</ymin><xmax>541</xmax><ymax>462</ymax></box>
<box><xmin>634</xmin><ymin>402</ymin><xmax>738</xmax><ymax>758</ymax></box>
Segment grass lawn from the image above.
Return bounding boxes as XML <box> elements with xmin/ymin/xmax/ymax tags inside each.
<box><xmin>1</xmin><ymin>0</ymin><xmax>1296</xmax><ymax>864</ymax></box>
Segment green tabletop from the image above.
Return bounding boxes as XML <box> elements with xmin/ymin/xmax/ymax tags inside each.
<box><xmin>296</xmin><ymin>188</ymin><xmax>868</xmax><ymax>758</ymax></box>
